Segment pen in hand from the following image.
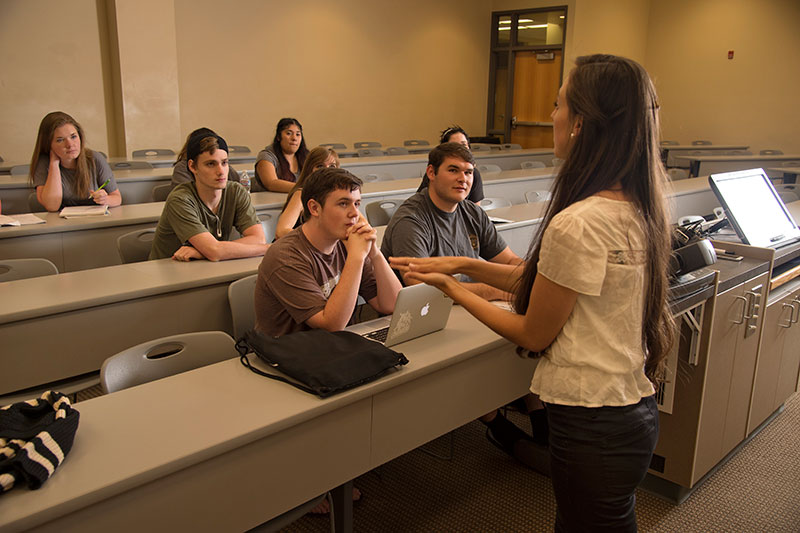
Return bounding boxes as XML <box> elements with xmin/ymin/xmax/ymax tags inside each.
<box><xmin>89</xmin><ymin>179</ymin><xmax>110</xmax><ymax>199</ymax></box>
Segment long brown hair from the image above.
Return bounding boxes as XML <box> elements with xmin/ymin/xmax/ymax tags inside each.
<box><xmin>512</xmin><ymin>54</ymin><xmax>674</xmax><ymax>384</ymax></box>
<box><xmin>281</xmin><ymin>146</ymin><xmax>340</xmax><ymax>213</ymax></box>
<box><xmin>270</xmin><ymin>117</ymin><xmax>309</xmax><ymax>182</ymax></box>
<box><xmin>29</xmin><ymin>111</ymin><xmax>96</xmax><ymax>199</ymax></box>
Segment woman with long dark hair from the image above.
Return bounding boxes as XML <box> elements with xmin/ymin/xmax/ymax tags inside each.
<box><xmin>391</xmin><ymin>55</ymin><xmax>674</xmax><ymax>531</ymax></box>
<box><xmin>253</xmin><ymin>117</ymin><xmax>309</xmax><ymax>193</ymax></box>
<box><xmin>29</xmin><ymin>111</ymin><xmax>121</xmax><ymax>212</ymax></box>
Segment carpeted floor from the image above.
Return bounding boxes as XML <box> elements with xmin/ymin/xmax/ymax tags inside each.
<box><xmin>281</xmin><ymin>393</ymin><xmax>800</xmax><ymax>533</ymax></box>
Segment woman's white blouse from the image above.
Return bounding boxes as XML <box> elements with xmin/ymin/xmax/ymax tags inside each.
<box><xmin>531</xmin><ymin>195</ymin><xmax>656</xmax><ymax>407</ymax></box>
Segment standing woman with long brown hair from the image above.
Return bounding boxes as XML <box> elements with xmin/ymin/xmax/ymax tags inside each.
<box><xmin>29</xmin><ymin>111</ymin><xmax>121</xmax><ymax>212</ymax></box>
<box><xmin>391</xmin><ymin>55</ymin><xmax>674</xmax><ymax>531</ymax></box>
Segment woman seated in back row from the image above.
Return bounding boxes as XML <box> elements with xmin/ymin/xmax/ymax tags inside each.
<box><xmin>274</xmin><ymin>146</ymin><xmax>340</xmax><ymax>239</ymax></box>
<box><xmin>171</xmin><ymin>127</ymin><xmax>243</xmax><ymax>189</ymax></box>
<box><xmin>253</xmin><ymin>118</ymin><xmax>309</xmax><ymax>193</ymax></box>
<box><xmin>30</xmin><ymin>111</ymin><xmax>122</xmax><ymax>212</ymax></box>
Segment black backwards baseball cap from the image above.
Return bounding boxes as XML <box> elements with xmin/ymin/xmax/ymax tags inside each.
<box><xmin>187</xmin><ymin>133</ymin><xmax>229</xmax><ymax>162</ymax></box>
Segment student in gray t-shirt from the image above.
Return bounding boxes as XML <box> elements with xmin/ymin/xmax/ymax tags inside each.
<box><xmin>381</xmin><ymin>142</ymin><xmax>522</xmax><ymax>300</ymax></box>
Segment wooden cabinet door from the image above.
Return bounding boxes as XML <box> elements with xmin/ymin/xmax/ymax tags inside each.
<box><xmin>775</xmin><ymin>287</ymin><xmax>800</xmax><ymax>407</ymax></box>
<box><xmin>722</xmin><ymin>272</ymin><xmax>769</xmax><ymax>455</ymax></box>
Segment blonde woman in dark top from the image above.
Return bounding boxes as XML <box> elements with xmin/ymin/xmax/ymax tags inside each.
<box><xmin>30</xmin><ymin>111</ymin><xmax>121</xmax><ymax>212</ymax></box>
<box><xmin>274</xmin><ymin>146</ymin><xmax>340</xmax><ymax>239</ymax></box>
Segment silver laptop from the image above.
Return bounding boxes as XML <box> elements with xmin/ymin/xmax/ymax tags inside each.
<box><xmin>708</xmin><ymin>168</ymin><xmax>800</xmax><ymax>249</ymax></box>
<box><xmin>348</xmin><ymin>283</ymin><xmax>454</xmax><ymax>346</ymax></box>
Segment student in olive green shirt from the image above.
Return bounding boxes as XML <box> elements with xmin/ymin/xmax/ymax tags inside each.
<box><xmin>149</xmin><ymin>134</ymin><xmax>268</xmax><ymax>261</ymax></box>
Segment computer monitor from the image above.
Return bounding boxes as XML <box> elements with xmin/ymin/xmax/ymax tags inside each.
<box><xmin>708</xmin><ymin>168</ymin><xmax>800</xmax><ymax>249</ymax></box>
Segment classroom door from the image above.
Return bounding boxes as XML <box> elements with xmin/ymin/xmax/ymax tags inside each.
<box><xmin>509</xmin><ymin>50</ymin><xmax>562</xmax><ymax>149</ymax></box>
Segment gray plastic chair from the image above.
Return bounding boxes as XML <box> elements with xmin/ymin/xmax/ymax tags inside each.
<box><xmin>117</xmin><ymin>228</ymin><xmax>156</xmax><ymax>263</ymax></box>
<box><xmin>354</xmin><ymin>141</ymin><xmax>381</xmax><ymax>149</ymax></box>
<box><xmin>27</xmin><ymin>193</ymin><xmax>46</xmax><ymax>212</ymax></box>
<box><xmin>228</xmin><ymin>145</ymin><xmax>251</xmax><ymax>154</ymax></box>
<box><xmin>258</xmin><ymin>212</ymin><xmax>277</xmax><ymax>243</ymax></box>
<box><xmin>521</xmin><ymin>160</ymin><xmax>546</xmax><ymax>169</ymax></box>
<box><xmin>478</xmin><ymin>197</ymin><xmax>512</xmax><ymax>211</ymax></box>
<box><xmin>152</xmin><ymin>183</ymin><xmax>172</xmax><ymax>202</ymax></box>
<box><xmin>0</xmin><ymin>258</ymin><xmax>58</xmax><ymax>282</ymax></box>
<box><xmin>668</xmin><ymin>168</ymin><xmax>690</xmax><ymax>181</ymax></box>
<box><xmin>320</xmin><ymin>143</ymin><xmax>347</xmax><ymax>150</ymax></box>
<box><xmin>112</xmin><ymin>161</ymin><xmax>154</xmax><ymax>170</ymax></box>
<box><xmin>524</xmin><ymin>190</ymin><xmax>552</xmax><ymax>203</ymax></box>
<box><xmin>10</xmin><ymin>164</ymin><xmax>29</xmax><ymax>175</ymax></box>
<box><xmin>760</xmin><ymin>149</ymin><xmax>784</xmax><ymax>155</ymax></box>
<box><xmin>100</xmin><ymin>331</ymin><xmax>236</xmax><ymax>393</ymax></box>
<box><xmin>227</xmin><ymin>274</ymin><xmax>257</xmax><ymax>340</ymax></box>
<box><xmin>404</xmin><ymin>140</ymin><xmax>429</xmax><ymax>147</ymax></box>
<box><xmin>362</xmin><ymin>172</ymin><xmax>393</xmax><ymax>182</ymax></box>
<box><xmin>501</xmin><ymin>143</ymin><xmax>522</xmax><ymax>150</ymax></box>
<box><xmin>357</xmin><ymin>148</ymin><xmax>386</xmax><ymax>158</ymax></box>
<box><xmin>132</xmin><ymin>148</ymin><xmax>175</xmax><ymax>157</ymax></box>
<box><xmin>365</xmin><ymin>199</ymin><xmax>402</xmax><ymax>226</ymax></box>
<box><xmin>477</xmin><ymin>164</ymin><xmax>502</xmax><ymax>174</ymax></box>
<box><xmin>775</xmin><ymin>184</ymin><xmax>799</xmax><ymax>204</ymax></box>
<box><xmin>691</xmin><ymin>140</ymin><xmax>712</xmax><ymax>146</ymax></box>
<box><xmin>470</xmin><ymin>144</ymin><xmax>492</xmax><ymax>153</ymax></box>
<box><xmin>387</xmin><ymin>147</ymin><xmax>409</xmax><ymax>156</ymax></box>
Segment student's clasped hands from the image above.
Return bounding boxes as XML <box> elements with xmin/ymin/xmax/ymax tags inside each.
<box><xmin>344</xmin><ymin>215</ymin><xmax>377</xmax><ymax>261</ymax></box>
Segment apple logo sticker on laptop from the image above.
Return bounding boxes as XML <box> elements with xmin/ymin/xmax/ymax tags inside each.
<box><xmin>420</xmin><ymin>303</ymin><xmax>430</xmax><ymax>317</ymax></box>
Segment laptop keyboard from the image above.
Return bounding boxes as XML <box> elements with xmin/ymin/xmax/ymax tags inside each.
<box><xmin>363</xmin><ymin>326</ymin><xmax>390</xmax><ymax>343</ymax></box>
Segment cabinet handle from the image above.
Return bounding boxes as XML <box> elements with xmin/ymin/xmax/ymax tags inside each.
<box><xmin>780</xmin><ymin>303</ymin><xmax>795</xmax><ymax>328</ymax></box>
<box><xmin>743</xmin><ymin>290</ymin><xmax>760</xmax><ymax>320</ymax></box>
<box><xmin>791</xmin><ymin>298</ymin><xmax>800</xmax><ymax>325</ymax></box>
<box><xmin>731</xmin><ymin>295</ymin><xmax>748</xmax><ymax>325</ymax></box>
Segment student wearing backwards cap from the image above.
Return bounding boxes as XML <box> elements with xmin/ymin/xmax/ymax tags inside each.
<box><xmin>149</xmin><ymin>133</ymin><xmax>268</xmax><ymax>261</ymax></box>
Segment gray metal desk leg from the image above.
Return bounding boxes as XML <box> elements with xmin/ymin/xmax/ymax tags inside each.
<box><xmin>331</xmin><ymin>479</ymin><xmax>353</xmax><ymax>533</ymax></box>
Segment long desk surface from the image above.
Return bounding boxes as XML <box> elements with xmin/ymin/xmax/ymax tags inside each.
<box><xmin>662</xmin><ymin>144</ymin><xmax>749</xmax><ymax>167</ymax></box>
<box><xmin>0</xmin><ymin>306</ymin><xmax>536</xmax><ymax>532</ymax></box>
<box><xmin>0</xmin><ymin>168</ymin><xmax>555</xmax><ymax>272</ymax></box>
<box><xmin>675</xmin><ymin>154</ymin><xmax>800</xmax><ymax>178</ymax></box>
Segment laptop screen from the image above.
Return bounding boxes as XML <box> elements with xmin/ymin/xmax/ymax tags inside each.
<box><xmin>708</xmin><ymin>168</ymin><xmax>800</xmax><ymax>248</ymax></box>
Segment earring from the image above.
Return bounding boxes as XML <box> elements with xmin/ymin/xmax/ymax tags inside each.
<box><xmin>570</xmin><ymin>133</ymin><xmax>575</xmax><ymax>138</ymax></box>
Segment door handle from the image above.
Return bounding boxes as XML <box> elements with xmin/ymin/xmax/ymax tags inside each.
<box><xmin>731</xmin><ymin>295</ymin><xmax>747</xmax><ymax>325</ymax></box>
<box><xmin>780</xmin><ymin>302</ymin><xmax>794</xmax><ymax>328</ymax></box>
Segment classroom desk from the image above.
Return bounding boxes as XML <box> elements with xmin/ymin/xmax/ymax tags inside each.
<box><xmin>662</xmin><ymin>145</ymin><xmax>749</xmax><ymax>167</ymax></box>
<box><xmin>675</xmin><ymin>154</ymin><xmax>800</xmax><ymax>178</ymax></box>
<box><xmin>0</xmin><ymin>170</ymin><xmax>554</xmax><ymax>272</ymax></box>
<box><xmin>340</xmin><ymin>148</ymin><xmax>555</xmax><ymax>180</ymax></box>
<box><xmin>767</xmin><ymin>166</ymin><xmax>800</xmax><ymax>184</ymax></box>
<box><xmin>0</xmin><ymin>257</ymin><xmax>262</xmax><ymax>398</ymax></box>
<box><xmin>0</xmin><ymin>306</ymin><xmax>536</xmax><ymax>532</ymax></box>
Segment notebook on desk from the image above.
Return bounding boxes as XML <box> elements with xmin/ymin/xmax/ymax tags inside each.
<box><xmin>709</xmin><ymin>168</ymin><xmax>800</xmax><ymax>249</ymax></box>
<box><xmin>348</xmin><ymin>283</ymin><xmax>454</xmax><ymax>347</ymax></box>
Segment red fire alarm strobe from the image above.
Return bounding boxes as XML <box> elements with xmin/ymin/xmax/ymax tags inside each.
<box><xmin>728</xmin><ymin>50</ymin><xmax>734</xmax><ymax>59</ymax></box>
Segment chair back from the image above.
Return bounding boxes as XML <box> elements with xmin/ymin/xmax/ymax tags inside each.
<box><xmin>152</xmin><ymin>183</ymin><xmax>172</xmax><ymax>202</ymax></box>
<box><xmin>403</xmin><ymin>140</ymin><xmax>429</xmax><ymax>147</ymax></box>
<box><xmin>775</xmin><ymin>185</ymin><xmax>800</xmax><ymax>205</ymax></box>
<box><xmin>362</xmin><ymin>172</ymin><xmax>393</xmax><ymax>182</ymax></box>
<box><xmin>387</xmin><ymin>147</ymin><xmax>409</xmax><ymax>156</ymax></box>
<box><xmin>478</xmin><ymin>197</ymin><xmax>512</xmax><ymax>211</ymax></box>
<box><xmin>365</xmin><ymin>199</ymin><xmax>402</xmax><ymax>226</ymax></box>
<box><xmin>112</xmin><ymin>161</ymin><xmax>154</xmax><ymax>170</ymax></box>
<box><xmin>760</xmin><ymin>149</ymin><xmax>784</xmax><ymax>155</ymax></box>
<box><xmin>0</xmin><ymin>258</ymin><xmax>58</xmax><ymax>282</ymax></box>
<box><xmin>524</xmin><ymin>190</ymin><xmax>552</xmax><ymax>203</ymax></box>
<box><xmin>228</xmin><ymin>145</ymin><xmax>251</xmax><ymax>153</ymax></box>
<box><xmin>691</xmin><ymin>140</ymin><xmax>712</xmax><ymax>146</ymax></box>
<box><xmin>132</xmin><ymin>148</ymin><xmax>176</xmax><ymax>157</ymax></box>
<box><xmin>27</xmin><ymin>193</ymin><xmax>46</xmax><ymax>213</ymax></box>
<box><xmin>470</xmin><ymin>144</ymin><xmax>492</xmax><ymax>153</ymax></box>
<box><xmin>357</xmin><ymin>148</ymin><xmax>386</xmax><ymax>158</ymax></box>
<box><xmin>258</xmin><ymin>212</ymin><xmax>277</xmax><ymax>243</ymax></box>
<box><xmin>101</xmin><ymin>331</ymin><xmax>237</xmax><ymax>393</ymax></box>
<box><xmin>501</xmin><ymin>143</ymin><xmax>522</xmax><ymax>150</ymax></box>
<box><xmin>10</xmin><ymin>164</ymin><xmax>29</xmax><ymax>175</ymax></box>
<box><xmin>477</xmin><ymin>164</ymin><xmax>502</xmax><ymax>174</ymax></box>
<box><xmin>521</xmin><ymin>160</ymin><xmax>546</xmax><ymax>169</ymax></box>
<box><xmin>667</xmin><ymin>168</ymin><xmax>690</xmax><ymax>181</ymax></box>
<box><xmin>354</xmin><ymin>141</ymin><xmax>381</xmax><ymax>149</ymax></box>
<box><xmin>228</xmin><ymin>274</ymin><xmax>258</xmax><ymax>340</ymax></box>
<box><xmin>117</xmin><ymin>228</ymin><xmax>157</xmax><ymax>263</ymax></box>
<box><xmin>320</xmin><ymin>143</ymin><xmax>347</xmax><ymax>150</ymax></box>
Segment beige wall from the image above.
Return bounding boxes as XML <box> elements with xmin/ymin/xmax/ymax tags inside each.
<box><xmin>645</xmin><ymin>0</ymin><xmax>800</xmax><ymax>153</ymax></box>
<box><xmin>173</xmin><ymin>0</ymin><xmax>491</xmax><ymax>153</ymax></box>
<box><xmin>0</xmin><ymin>0</ymin><xmax>110</xmax><ymax>164</ymax></box>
